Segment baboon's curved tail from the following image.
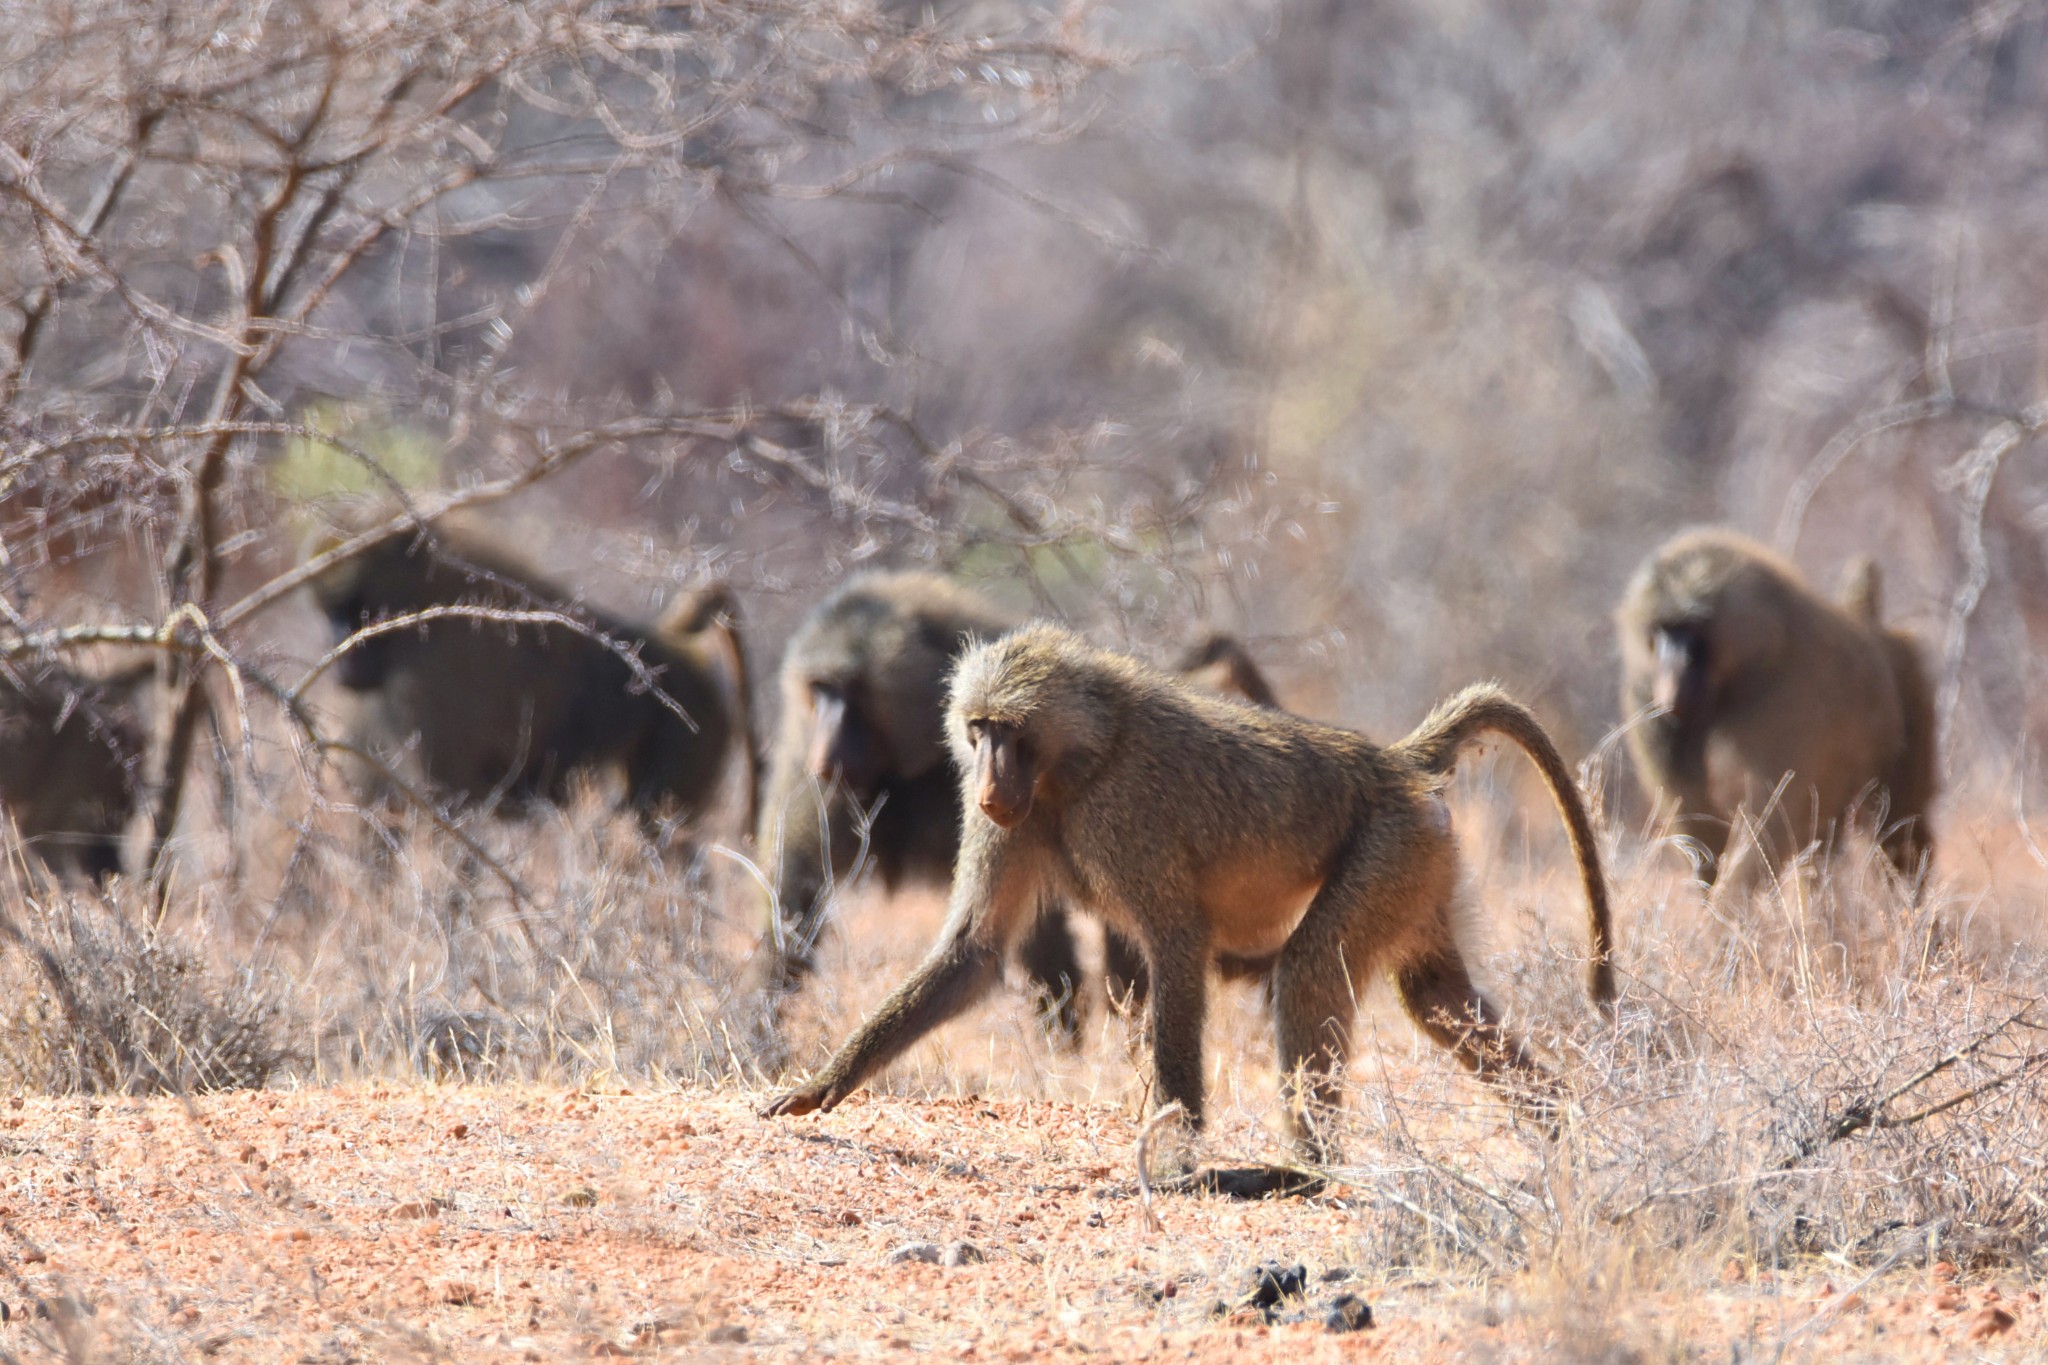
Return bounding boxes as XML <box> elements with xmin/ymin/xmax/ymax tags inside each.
<box><xmin>1396</xmin><ymin>684</ymin><xmax>1615</xmax><ymax>1011</ymax></box>
<box><xmin>660</xmin><ymin>582</ymin><xmax>763</xmax><ymax>833</ymax></box>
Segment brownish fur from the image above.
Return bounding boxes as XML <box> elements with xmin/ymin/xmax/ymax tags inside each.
<box><xmin>0</xmin><ymin>658</ymin><xmax>149</xmax><ymax>882</ymax></box>
<box><xmin>304</xmin><ymin>517</ymin><xmax>750</xmax><ymax>830</ymax></box>
<box><xmin>1616</xmin><ymin>528</ymin><xmax>1936</xmax><ymax>890</ymax></box>
<box><xmin>754</xmin><ymin>572</ymin><xmax>1142</xmax><ymax>1038</ymax></box>
<box><xmin>762</xmin><ymin>625</ymin><xmax>1613</xmax><ymax>1163</ymax></box>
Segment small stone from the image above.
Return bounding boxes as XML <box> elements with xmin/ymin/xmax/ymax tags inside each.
<box><xmin>888</xmin><ymin>1242</ymin><xmax>943</xmax><ymax>1265</ymax></box>
<box><xmin>441</xmin><ymin>1281</ymin><xmax>480</xmax><ymax>1306</ymax></box>
<box><xmin>1932</xmin><ymin>1261</ymin><xmax>1959</xmax><ymax>1283</ymax></box>
<box><xmin>448</xmin><ymin>1123</ymin><xmax>469</xmax><ymax>1140</ymax></box>
<box><xmin>705</xmin><ymin>1324</ymin><xmax>747</xmax><ymax>1344</ymax></box>
<box><xmin>1967</xmin><ymin>1307</ymin><xmax>2017</xmax><ymax>1342</ymax></box>
<box><xmin>942</xmin><ymin>1241</ymin><xmax>985</xmax><ymax>1266</ymax></box>
<box><xmin>1319</xmin><ymin>1266</ymin><xmax>1356</xmax><ymax>1283</ymax></box>
<box><xmin>386</xmin><ymin>1200</ymin><xmax>439</xmax><ymax>1221</ymax></box>
<box><xmin>560</xmin><ymin>1186</ymin><xmax>598</xmax><ymax>1208</ymax></box>
<box><xmin>1933</xmin><ymin>1289</ymin><xmax>1966</xmax><ymax>1313</ymax></box>
<box><xmin>1323</xmin><ymin>1294</ymin><xmax>1374</xmax><ymax>1333</ymax></box>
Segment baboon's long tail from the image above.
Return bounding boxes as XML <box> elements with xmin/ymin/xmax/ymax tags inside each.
<box><xmin>662</xmin><ymin>582</ymin><xmax>763</xmax><ymax>833</ymax></box>
<box><xmin>710</xmin><ymin>590</ymin><xmax>764</xmax><ymax>837</ymax></box>
<box><xmin>1396</xmin><ymin>684</ymin><xmax>1615</xmax><ymax>1011</ymax></box>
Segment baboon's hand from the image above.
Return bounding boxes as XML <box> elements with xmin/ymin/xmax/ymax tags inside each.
<box><xmin>760</xmin><ymin>1081</ymin><xmax>838</xmax><ymax>1118</ymax></box>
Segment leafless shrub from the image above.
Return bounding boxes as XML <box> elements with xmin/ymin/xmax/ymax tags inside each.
<box><xmin>0</xmin><ymin>886</ymin><xmax>293</xmax><ymax>1094</ymax></box>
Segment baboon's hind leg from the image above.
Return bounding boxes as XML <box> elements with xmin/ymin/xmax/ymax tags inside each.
<box><xmin>1103</xmin><ymin>926</ymin><xmax>1150</xmax><ymax>1012</ymax></box>
<box><xmin>1395</xmin><ymin>944</ymin><xmax>1557</xmax><ymax>1124</ymax></box>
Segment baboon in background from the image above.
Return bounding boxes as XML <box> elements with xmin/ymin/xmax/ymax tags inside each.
<box><xmin>1616</xmin><ymin>527</ymin><xmax>1935</xmax><ymax>892</ymax></box>
<box><xmin>751</xmin><ymin>572</ymin><xmax>1283</xmax><ymax>1034</ymax></box>
<box><xmin>764</xmin><ymin>625</ymin><xmax>1614</xmax><ymax>1164</ymax></box>
<box><xmin>750</xmin><ymin>571</ymin><xmax>1100</xmax><ymax>1034</ymax></box>
<box><xmin>1174</xmin><ymin>633</ymin><xmax>1282</xmax><ymax>710</ymax></box>
<box><xmin>306</xmin><ymin>517</ymin><xmax>755</xmax><ymax>830</ymax></box>
<box><xmin>0</xmin><ymin>658</ymin><xmax>149</xmax><ymax>883</ymax></box>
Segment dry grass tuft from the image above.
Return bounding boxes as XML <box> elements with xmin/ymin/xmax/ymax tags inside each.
<box><xmin>0</xmin><ymin>879</ymin><xmax>293</xmax><ymax>1095</ymax></box>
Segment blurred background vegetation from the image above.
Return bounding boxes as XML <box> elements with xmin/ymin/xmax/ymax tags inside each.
<box><xmin>0</xmin><ymin>0</ymin><xmax>2045</xmax><ymax>1088</ymax></box>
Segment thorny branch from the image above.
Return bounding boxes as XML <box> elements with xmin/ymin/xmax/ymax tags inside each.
<box><xmin>1778</xmin><ymin>1003</ymin><xmax>2048</xmax><ymax>1167</ymax></box>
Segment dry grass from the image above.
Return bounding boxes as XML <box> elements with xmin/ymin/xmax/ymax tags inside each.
<box><xmin>0</xmin><ymin>772</ymin><xmax>2041</xmax><ymax>1359</ymax></box>
<box><xmin>3</xmin><ymin>0</ymin><xmax>2048</xmax><ymax>1356</ymax></box>
<box><xmin>6</xmin><ymin>755</ymin><xmax>2045</xmax><ymax>1356</ymax></box>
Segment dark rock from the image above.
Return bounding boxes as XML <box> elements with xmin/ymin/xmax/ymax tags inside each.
<box><xmin>1245</xmin><ymin>1261</ymin><xmax>1308</xmax><ymax>1311</ymax></box>
<box><xmin>1324</xmin><ymin>1293</ymin><xmax>1374</xmax><ymax>1333</ymax></box>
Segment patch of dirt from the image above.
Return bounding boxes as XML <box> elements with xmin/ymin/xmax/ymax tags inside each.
<box><xmin>0</xmin><ymin>1086</ymin><xmax>2038</xmax><ymax>1361</ymax></box>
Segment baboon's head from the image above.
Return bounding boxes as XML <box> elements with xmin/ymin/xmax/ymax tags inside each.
<box><xmin>786</xmin><ymin>574</ymin><xmax>979</xmax><ymax>796</ymax></box>
<box><xmin>947</xmin><ymin>624</ymin><xmax>1113</xmax><ymax>828</ymax></box>
<box><xmin>303</xmin><ymin>533</ymin><xmax>417</xmax><ymax>691</ymax></box>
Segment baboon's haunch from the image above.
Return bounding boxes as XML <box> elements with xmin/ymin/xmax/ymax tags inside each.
<box><xmin>1617</xmin><ymin>527</ymin><xmax>1935</xmax><ymax>891</ymax></box>
<box><xmin>306</xmin><ymin>517</ymin><xmax>751</xmax><ymax>828</ymax></box>
<box><xmin>763</xmin><ymin>625</ymin><xmax>1614</xmax><ymax>1160</ymax></box>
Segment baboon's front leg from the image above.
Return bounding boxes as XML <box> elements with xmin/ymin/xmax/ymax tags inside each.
<box><xmin>761</xmin><ymin>932</ymin><xmax>1004</xmax><ymax>1117</ymax></box>
<box><xmin>1395</xmin><ymin>947</ymin><xmax>1557</xmax><ymax>1125</ymax></box>
<box><xmin>761</xmin><ymin>834</ymin><xmax>1039</xmax><ymax>1118</ymax></box>
<box><xmin>1144</xmin><ymin>934</ymin><xmax>1211</xmax><ymax>1131</ymax></box>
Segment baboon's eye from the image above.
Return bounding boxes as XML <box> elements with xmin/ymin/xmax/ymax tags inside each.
<box><xmin>966</xmin><ymin>719</ymin><xmax>987</xmax><ymax>743</ymax></box>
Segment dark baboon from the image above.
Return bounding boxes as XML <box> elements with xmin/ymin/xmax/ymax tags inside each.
<box><xmin>764</xmin><ymin>625</ymin><xmax>1614</xmax><ymax>1163</ymax></box>
<box><xmin>0</xmin><ymin>659</ymin><xmax>148</xmax><ymax>882</ymax></box>
<box><xmin>750</xmin><ymin>571</ymin><xmax>1098</xmax><ymax>1034</ymax></box>
<box><xmin>1617</xmin><ymin>528</ymin><xmax>1936</xmax><ymax>891</ymax></box>
<box><xmin>752</xmin><ymin>578</ymin><xmax>1272</xmax><ymax>1032</ymax></box>
<box><xmin>305</xmin><ymin>518</ymin><xmax>751</xmax><ymax>828</ymax></box>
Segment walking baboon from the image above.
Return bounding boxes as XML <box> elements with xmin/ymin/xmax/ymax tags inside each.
<box><xmin>749</xmin><ymin>571</ymin><xmax>1098</xmax><ymax>1034</ymax></box>
<box><xmin>752</xmin><ymin>578</ymin><xmax>1280</xmax><ymax>1033</ymax></box>
<box><xmin>0</xmin><ymin>659</ymin><xmax>148</xmax><ymax>882</ymax></box>
<box><xmin>306</xmin><ymin>517</ymin><xmax>752</xmax><ymax>829</ymax></box>
<box><xmin>1616</xmin><ymin>527</ymin><xmax>1935</xmax><ymax>891</ymax></box>
<box><xmin>763</xmin><ymin>625</ymin><xmax>1614</xmax><ymax>1163</ymax></box>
